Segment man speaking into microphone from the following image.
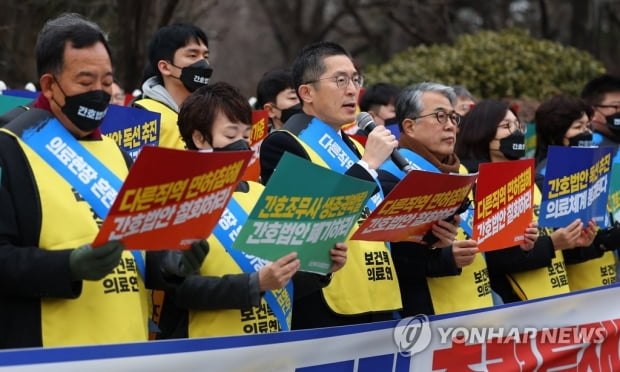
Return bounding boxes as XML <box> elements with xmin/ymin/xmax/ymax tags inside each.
<box><xmin>357</xmin><ymin>111</ymin><xmax>414</xmax><ymax>173</ymax></box>
<box><xmin>260</xmin><ymin>41</ymin><xmax>403</xmax><ymax>329</ymax></box>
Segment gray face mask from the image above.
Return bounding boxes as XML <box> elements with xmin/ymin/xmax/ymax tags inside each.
<box><xmin>498</xmin><ymin>130</ymin><xmax>525</xmax><ymax>160</ymax></box>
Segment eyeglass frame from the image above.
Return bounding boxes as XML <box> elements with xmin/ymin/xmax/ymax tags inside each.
<box><xmin>594</xmin><ymin>104</ymin><xmax>620</xmax><ymax>113</ymax></box>
<box><xmin>303</xmin><ymin>73</ymin><xmax>364</xmax><ymax>89</ymax></box>
<box><xmin>497</xmin><ymin>118</ymin><xmax>527</xmax><ymax>134</ymax></box>
<box><xmin>411</xmin><ymin>110</ymin><xmax>461</xmax><ymax>126</ymax></box>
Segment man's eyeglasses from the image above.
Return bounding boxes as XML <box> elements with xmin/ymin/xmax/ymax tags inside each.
<box><xmin>498</xmin><ymin>119</ymin><xmax>527</xmax><ymax>134</ymax></box>
<box><xmin>594</xmin><ymin>104</ymin><xmax>620</xmax><ymax>113</ymax></box>
<box><xmin>412</xmin><ymin>111</ymin><xmax>461</xmax><ymax>126</ymax></box>
<box><xmin>304</xmin><ymin>74</ymin><xmax>364</xmax><ymax>89</ymax></box>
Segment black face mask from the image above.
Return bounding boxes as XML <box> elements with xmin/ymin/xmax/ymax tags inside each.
<box><xmin>213</xmin><ymin>139</ymin><xmax>251</xmax><ymax>152</ymax></box>
<box><xmin>382</xmin><ymin>116</ymin><xmax>398</xmax><ymax>126</ymax></box>
<box><xmin>498</xmin><ymin>130</ymin><xmax>525</xmax><ymax>160</ymax></box>
<box><xmin>605</xmin><ymin>112</ymin><xmax>620</xmax><ymax>135</ymax></box>
<box><xmin>280</xmin><ymin>103</ymin><xmax>302</xmax><ymax>124</ymax></box>
<box><xmin>567</xmin><ymin>131</ymin><xmax>593</xmax><ymax>147</ymax></box>
<box><xmin>54</xmin><ymin>79</ymin><xmax>110</xmax><ymax>132</ymax></box>
<box><xmin>174</xmin><ymin>59</ymin><xmax>213</xmax><ymax>92</ymax></box>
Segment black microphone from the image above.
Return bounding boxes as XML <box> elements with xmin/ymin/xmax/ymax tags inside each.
<box><xmin>356</xmin><ymin>112</ymin><xmax>414</xmax><ymax>173</ymax></box>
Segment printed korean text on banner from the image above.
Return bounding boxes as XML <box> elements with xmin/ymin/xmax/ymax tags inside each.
<box><xmin>350</xmin><ymin>169</ymin><xmax>477</xmax><ymax>243</ymax></box>
<box><xmin>99</xmin><ymin>104</ymin><xmax>161</xmax><ymax>160</ymax></box>
<box><xmin>539</xmin><ymin>146</ymin><xmax>614</xmax><ymax>228</ymax></box>
<box><xmin>474</xmin><ymin>159</ymin><xmax>534</xmax><ymax>252</ymax></box>
<box><xmin>2</xmin><ymin>284</ymin><xmax>619</xmax><ymax>371</ymax></box>
<box><xmin>242</xmin><ymin>110</ymin><xmax>269</xmax><ymax>182</ymax></box>
<box><xmin>232</xmin><ymin>152</ymin><xmax>376</xmax><ymax>274</ymax></box>
<box><xmin>94</xmin><ymin>146</ymin><xmax>252</xmax><ymax>250</ymax></box>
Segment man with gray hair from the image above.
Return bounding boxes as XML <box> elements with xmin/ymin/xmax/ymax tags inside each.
<box><xmin>378</xmin><ymin>82</ymin><xmax>485</xmax><ymax>316</ymax></box>
<box><xmin>452</xmin><ymin>84</ymin><xmax>476</xmax><ymax>116</ymax></box>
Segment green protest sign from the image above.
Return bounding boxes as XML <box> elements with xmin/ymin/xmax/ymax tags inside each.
<box><xmin>233</xmin><ymin>152</ymin><xmax>376</xmax><ymax>274</ymax></box>
<box><xmin>0</xmin><ymin>95</ymin><xmax>32</xmax><ymax>115</ymax></box>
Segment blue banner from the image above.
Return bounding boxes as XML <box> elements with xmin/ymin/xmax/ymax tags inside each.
<box><xmin>2</xmin><ymin>89</ymin><xmax>38</xmax><ymax>99</ymax></box>
<box><xmin>99</xmin><ymin>105</ymin><xmax>160</xmax><ymax>160</ymax></box>
<box><xmin>1</xmin><ymin>283</ymin><xmax>619</xmax><ymax>371</ymax></box>
<box><xmin>538</xmin><ymin>146</ymin><xmax>614</xmax><ymax>228</ymax></box>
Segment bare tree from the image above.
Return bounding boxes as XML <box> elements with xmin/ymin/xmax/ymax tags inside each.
<box><xmin>111</xmin><ymin>0</ymin><xmax>181</xmax><ymax>91</ymax></box>
<box><xmin>2</xmin><ymin>0</ymin><xmax>620</xmax><ymax>97</ymax></box>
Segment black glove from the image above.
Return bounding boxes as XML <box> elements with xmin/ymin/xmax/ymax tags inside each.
<box><xmin>69</xmin><ymin>240</ymin><xmax>125</xmax><ymax>281</ymax></box>
<box><xmin>161</xmin><ymin>240</ymin><xmax>210</xmax><ymax>277</ymax></box>
<box><xmin>593</xmin><ymin>223</ymin><xmax>620</xmax><ymax>251</ymax></box>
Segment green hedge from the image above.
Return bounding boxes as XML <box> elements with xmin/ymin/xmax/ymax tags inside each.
<box><xmin>363</xmin><ymin>28</ymin><xmax>606</xmax><ymax>101</ymax></box>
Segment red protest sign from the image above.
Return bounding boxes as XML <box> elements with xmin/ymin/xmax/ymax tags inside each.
<box><xmin>93</xmin><ymin>146</ymin><xmax>252</xmax><ymax>250</ymax></box>
<box><xmin>474</xmin><ymin>159</ymin><xmax>534</xmax><ymax>252</ymax></box>
<box><xmin>242</xmin><ymin>110</ymin><xmax>270</xmax><ymax>182</ymax></box>
<box><xmin>351</xmin><ymin>170</ymin><xmax>477</xmax><ymax>243</ymax></box>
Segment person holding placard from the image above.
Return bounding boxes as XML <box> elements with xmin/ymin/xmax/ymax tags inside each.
<box><xmin>580</xmin><ymin>75</ymin><xmax>620</xmax><ymax>252</ymax></box>
<box><xmin>534</xmin><ymin>94</ymin><xmax>616</xmax><ymax>290</ymax></box>
<box><xmin>260</xmin><ymin>41</ymin><xmax>402</xmax><ymax>329</ymax></box>
<box><xmin>0</xmin><ymin>12</ymin><xmax>209</xmax><ymax>350</ymax></box>
<box><xmin>456</xmin><ymin>100</ymin><xmax>595</xmax><ymax>303</ymax></box>
<box><xmin>150</xmin><ymin>81</ymin><xmax>347</xmax><ymax>339</ymax></box>
<box><xmin>377</xmin><ymin>82</ymin><xmax>491</xmax><ymax>316</ymax></box>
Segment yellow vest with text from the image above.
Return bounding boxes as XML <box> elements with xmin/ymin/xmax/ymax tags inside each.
<box><xmin>284</xmin><ymin>131</ymin><xmax>402</xmax><ymax>314</ymax></box>
<box><xmin>188</xmin><ymin>181</ymin><xmax>285</xmax><ymax>337</ymax></box>
<box><xmin>133</xmin><ymin>98</ymin><xmax>185</xmax><ymax>150</ymax></box>
<box><xmin>566</xmin><ymin>251</ymin><xmax>616</xmax><ymax>290</ymax></box>
<box><xmin>422</xmin><ymin>165</ymin><xmax>494</xmax><ymax>314</ymax></box>
<box><xmin>2</xmin><ymin>127</ymin><xmax>149</xmax><ymax>347</ymax></box>
<box><xmin>506</xmin><ymin>185</ymin><xmax>570</xmax><ymax>300</ymax></box>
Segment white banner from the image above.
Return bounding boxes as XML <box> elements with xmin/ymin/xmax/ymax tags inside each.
<box><xmin>1</xmin><ymin>284</ymin><xmax>619</xmax><ymax>371</ymax></box>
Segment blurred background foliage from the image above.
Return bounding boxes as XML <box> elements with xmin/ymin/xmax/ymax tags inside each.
<box><xmin>364</xmin><ymin>28</ymin><xmax>606</xmax><ymax>101</ymax></box>
<box><xmin>0</xmin><ymin>0</ymin><xmax>619</xmax><ymax>102</ymax></box>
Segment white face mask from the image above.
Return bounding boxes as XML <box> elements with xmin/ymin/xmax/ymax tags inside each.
<box><xmin>198</xmin><ymin>148</ymin><xmax>214</xmax><ymax>153</ymax></box>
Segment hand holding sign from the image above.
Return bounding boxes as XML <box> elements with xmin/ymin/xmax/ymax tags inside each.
<box><xmin>258</xmin><ymin>252</ymin><xmax>301</xmax><ymax>291</ymax></box>
<box><xmin>328</xmin><ymin>242</ymin><xmax>348</xmax><ymax>273</ymax></box>
<box><xmin>451</xmin><ymin>240</ymin><xmax>479</xmax><ymax>268</ymax></box>
<box><xmin>519</xmin><ymin>221</ymin><xmax>539</xmax><ymax>252</ymax></box>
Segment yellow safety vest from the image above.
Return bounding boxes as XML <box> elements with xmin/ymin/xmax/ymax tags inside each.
<box><xmin>133</xmin><ymin>98</ymin><xmax>185</xmax><ymax>150</ymax></box>
<box><xmin>507</xmin><ymin>186</ymin><xmax>570</xmax><ymax>300</ymax></box>
<box><xmin>3</xmin><ymin>127</ymin><xmax>149</xmax><ymax>347</ymax></box>
<box><xmin>427</xmin><ymin>250</ymin><xmax>493</xmax><ymax>314</ymax></box>
<box><xmin>566</xmin><ymin>250</ymin><xmax>617</xmax><ymax>290</ymax></box>
<box><xmin>426</xmin><ymin>164</ymin><xmax>494</xmax><ymax>313</ymax></box>
<box><xmin>284</xmin><ymin>130</ymin><xmax>402</xmax><ymax>314</ymax></box>
<box><xmin>188</xmin><ymin>182</ymin><xmax>285</xmax><ymax>337</ymax></box>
